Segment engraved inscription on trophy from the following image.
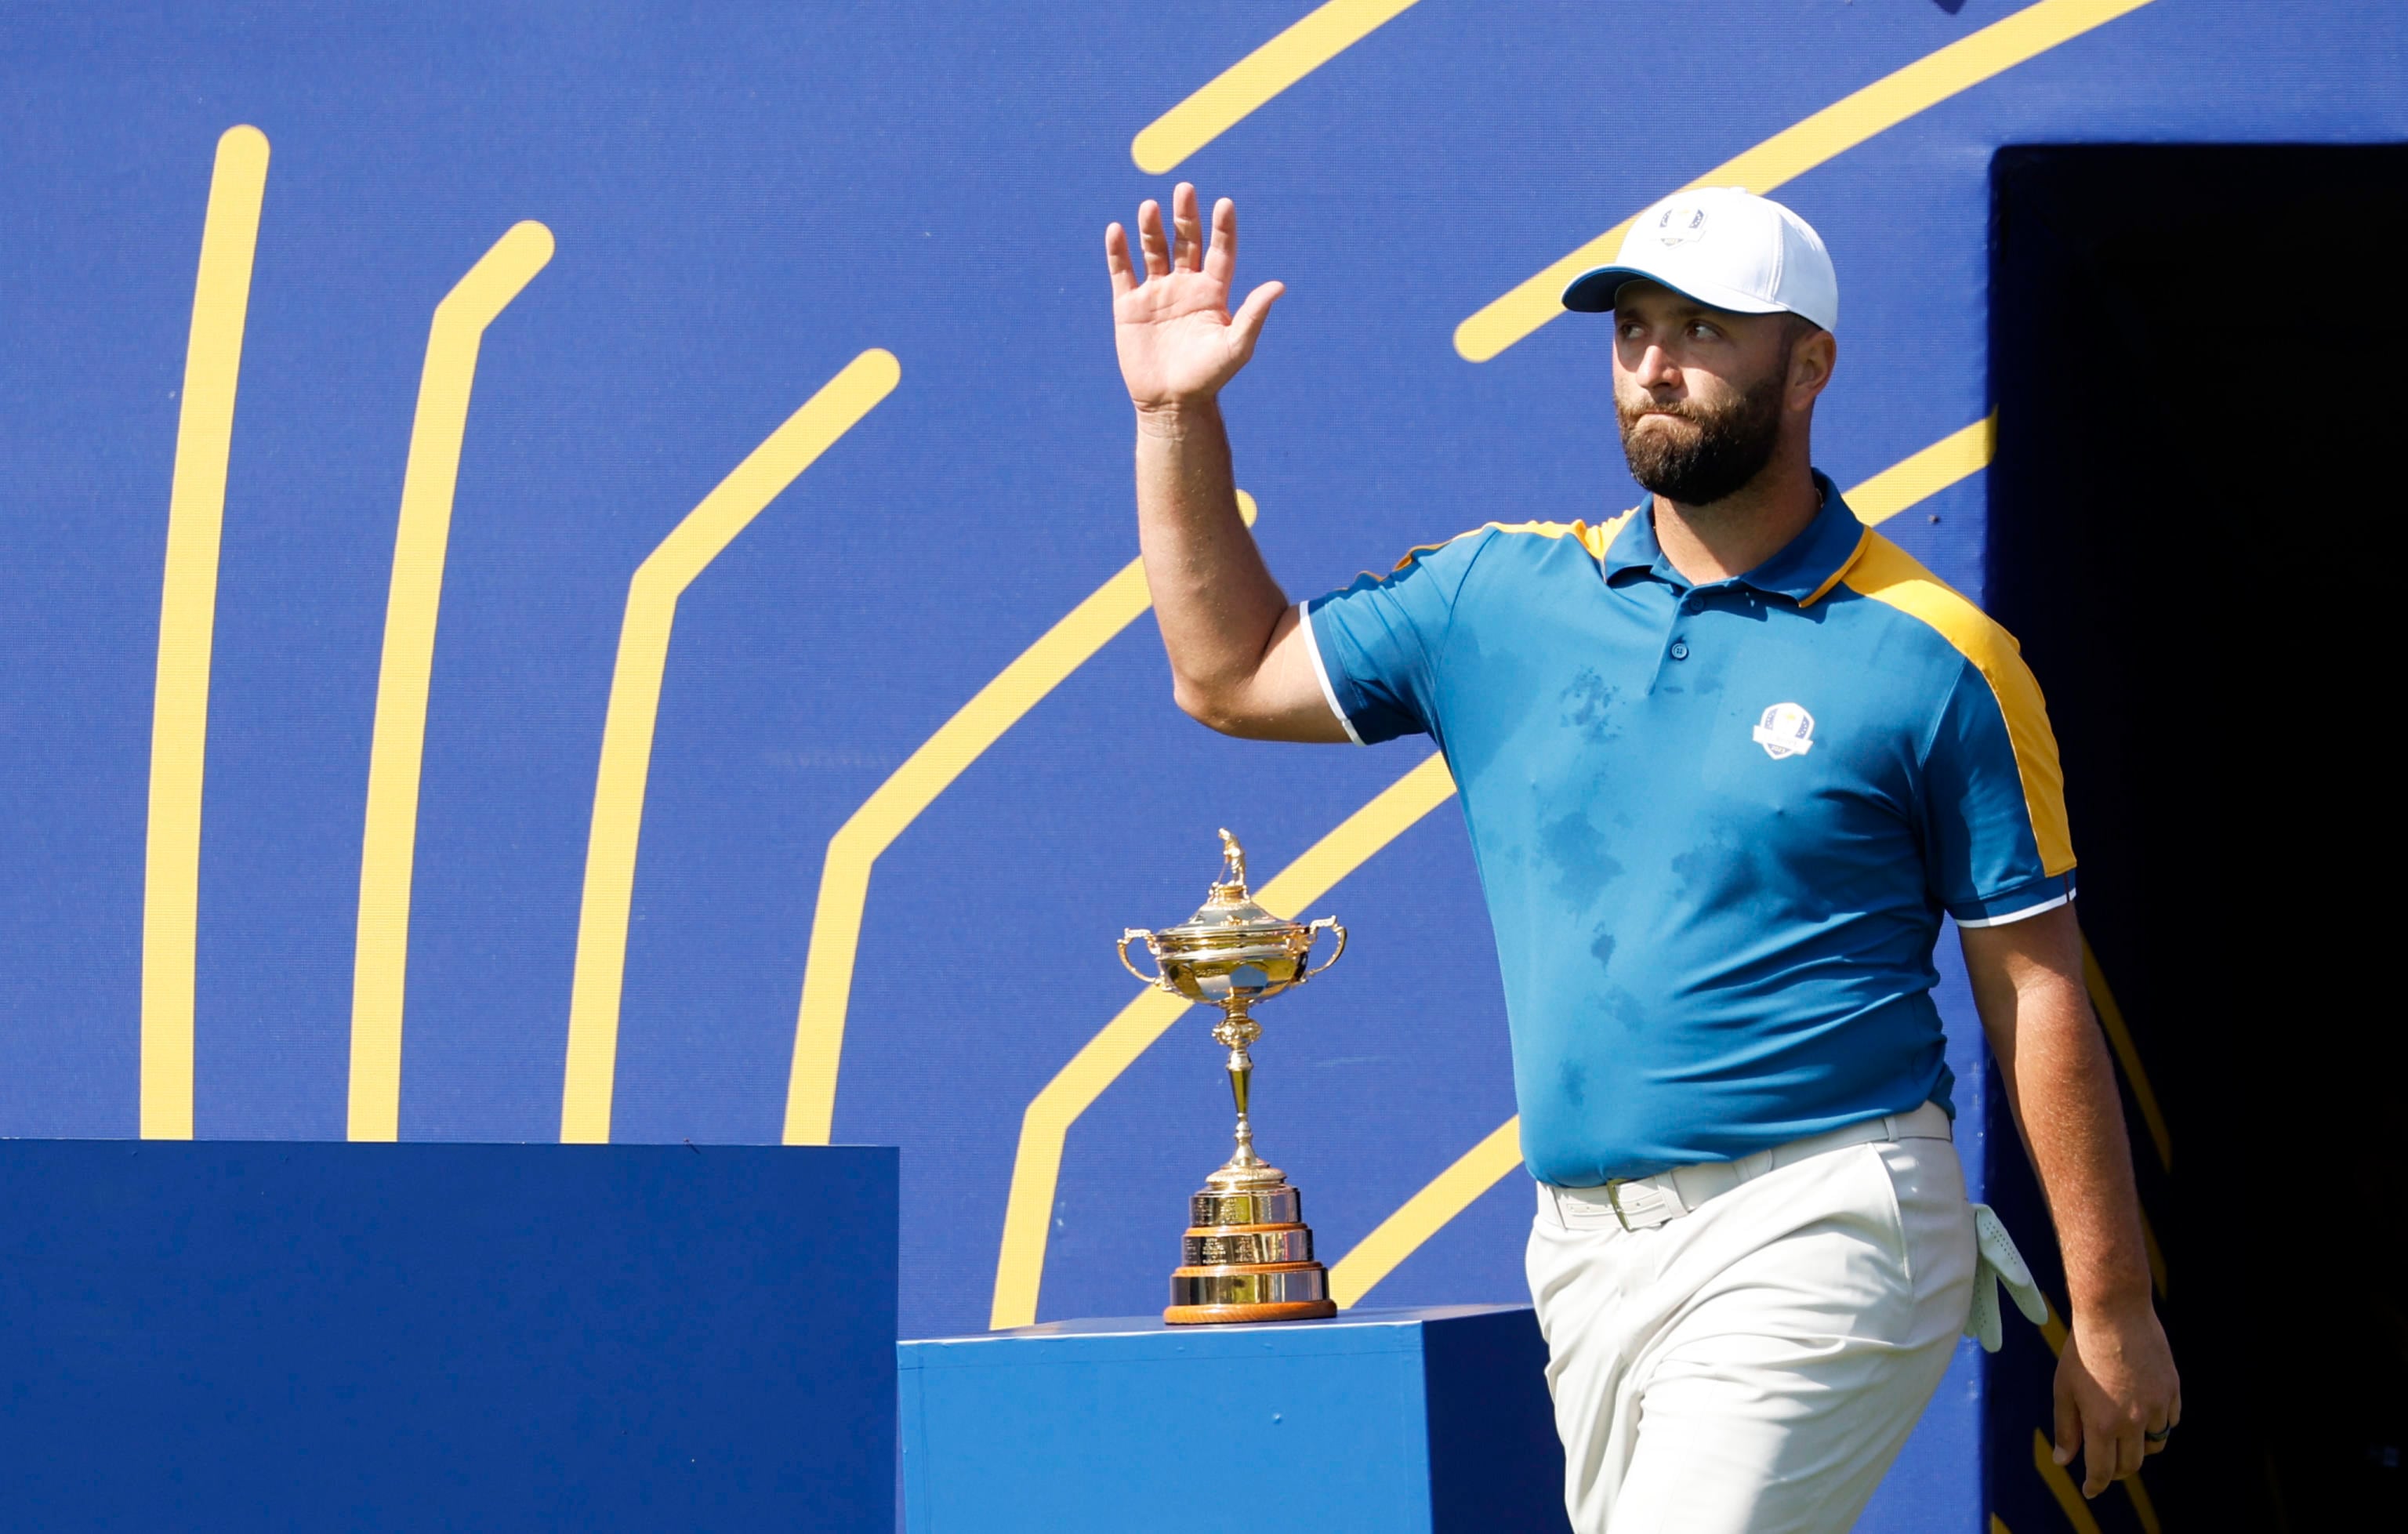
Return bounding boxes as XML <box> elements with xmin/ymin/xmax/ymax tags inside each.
<box><xmin>1119</xmin><ymin>830</ymin><xmax>1346</xmax><ymax>1325</ymax></box>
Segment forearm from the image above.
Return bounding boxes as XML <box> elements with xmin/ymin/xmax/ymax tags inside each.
<box><xmin>1133</xmin><ymin>400</ymin><xmax>1291</xmax><ymax>720</ymax></box>
<box><xmin>1979</xmin><ymin>954</ymin><xmax>2153</xmax><ymax>1315</ymax></box>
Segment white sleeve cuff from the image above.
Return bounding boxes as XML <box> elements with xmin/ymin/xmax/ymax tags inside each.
<box><xmin>1954</xmin><ymin>890</ymin><xmax>2073</xmax><ymax>929</ymax></box>
<box><xmin>1296</xmin><ymin>600</ymin><xmax>1363</xmax><ymax>746</ymax></box>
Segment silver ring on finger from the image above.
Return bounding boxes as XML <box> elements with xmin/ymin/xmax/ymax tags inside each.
<box><xmin>2144</xmin><ymin>1425</ymin><xmax>2173</xmax><ymax>1447</ymax></box>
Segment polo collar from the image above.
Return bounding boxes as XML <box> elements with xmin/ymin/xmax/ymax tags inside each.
<box><xmin>1602</xmin><ymin>470</ymin><xmax>1869</xmax><ymax>607</ymax></box>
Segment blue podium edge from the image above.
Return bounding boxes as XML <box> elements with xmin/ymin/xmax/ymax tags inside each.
<box><xmin>898</xmin><ymin>1304</ymin><xmax>1528</xmax><ymax>1369</ymax></box>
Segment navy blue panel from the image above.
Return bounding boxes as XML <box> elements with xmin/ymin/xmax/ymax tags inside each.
<box><xmin>1420</xmin><ymin>1305</ymin><xmax>1568</xmax><ymax>1533</ymax></box>
<box><xmin>0</xmin><ymin>1142</ymin><xmax>895</xmax><ymax>1532</ymax></box>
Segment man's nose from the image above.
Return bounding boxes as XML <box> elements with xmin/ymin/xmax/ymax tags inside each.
<box><xmin>1634</xmin><ymin>344</ymin><xmax>1680</xmax><ymax>389</ymax></box>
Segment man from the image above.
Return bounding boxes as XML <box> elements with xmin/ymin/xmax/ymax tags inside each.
<box><xmin>1104</xmin><ymin>181</ymin><xmax>2178</xmax><ymax>1531</ymax></box>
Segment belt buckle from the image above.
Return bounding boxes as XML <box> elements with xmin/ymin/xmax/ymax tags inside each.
<box><xmin>1604</xmin><ymin>1177</ymin><xmax>1634</xmax><ymax>1232</ymax></box>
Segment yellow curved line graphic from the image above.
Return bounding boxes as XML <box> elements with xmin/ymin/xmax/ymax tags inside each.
<box><xmin>782</xmin><ymin>493</ymin><xmax>1259</xmax><ymax>1147</ymax></box>
<box><xmin>346</xmin><ymin>221</ymin><xmax>554</xmax><ymax>1143</ymax></box>
<box><xmin>560</xmin><ymin>350</ymin><xmax>901</xmax><ymax>1144</ymax></box>
<box><xmin>2033</xmin><ymin>1429</ymin><xmax>2107</xmax><ymax>1534</ymax></box>
<box><xmin>1131</xmin><ymin>0</ymin><xmax>1423</xmax><ymax>174</ymax></box>
<box><xmin>990</xmin><ymin>749</ymin><xmax>1457</xmax><ymax>1329</ymax></box>
<box><xmin>1329</xmin><ymin>1115</ymin><xmax>1520</xmax><ymax>1307</ymax></box>
<box><xmin>1452</xmin><ymin>0</ymin><xmax>2157</xmax><ymax>363</ymax></box>
<box><xmin>2080</xmin><ymin>935</ymin><xmax>2169</xmax><ymax>1172</ymax></box>
<box><xmin>1316</xmin><ymin>422</ymin><xmax>2009</xmax><ymax>1305</ymax></box>
<box><xmin>141</xmin><ymin>124</ymin><xmax>270</xmax><ymax>1141</ymax></box>
<box><xmin>1848</xmin><ymin>413</ymin><xmax>1994</xmax><ymax>526</ymax></box>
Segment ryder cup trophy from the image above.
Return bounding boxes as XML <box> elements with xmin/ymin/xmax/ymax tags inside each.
<box><xmin>1119</xmin><ymin>830</ymin><xmax>1347</xmax><ymax>1324</ymax></box>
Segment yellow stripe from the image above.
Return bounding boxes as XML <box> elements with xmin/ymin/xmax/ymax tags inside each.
<box><xmin>1991</xmin><ymin>1519</ymin><xmax>2015</xmax><ymax>1534</ymax></box>
<box><xmin>346</xmin><ymin>222</ymin><xmax>554</xmax><ymax>1143</ymax></box>
<box><xmin>1850</xmin><ymin>414</ymin><xmax>1997</xmax><ymax>526</ymax></box>
<box><xmin>1800</xmin><ymin>527</ymin><xmax>1869</xmax><ymax>609</ymax></box>
<box><xmin>1389</xmin><ymin>517</ymin><xmax>1626</xmax><ymax>574</ymax></box>
<box><xmin>989</xmin><ymin>750</ymin><xmax>1456</xmax><ymax>1329</ymax></box>
<box><xmin>1843</xmin><ymin>535</ymin><xmax>2074</xmax><ymax>875</ymax></box>
<box><xmin>142</xmin><ymin>125</ymin><xmax>270</xmax><ymax>1141</ymax></box>
<box><xmin>1452</xmin><ymin>0</ymin><xmax>2157</xmax><ymax>362</ymax></box>
<box><xmin>1131</xmin><ymin>0</ymin><xmax>1422</xmax><ymax>174</ymax></box>
<box><xmin>782</xmin><ymin>494</ymin><xmax>1258</xmax><ymax>1146</ymax></box>
<box><xmin>2124</xmin><ymin>1469</ymin><xmax>2164</xmax><ymax>1534</ymax></box>
<box><xmin>560</xmin><ymin>350</ymin><xmax>900</xmax><ymax>1144</ymax></box>
<box><xmin>2033</xmin><ymin>1429</ymin><xmax>2106</xmax><ymax>1534</ymax></box>
<box><xmin>1328</xmin><ymin>1115</ymin><xmax>1521</xmax><ymax>1308</ymax></box>
<box><xmin>2082</xmin><ymin>936</ymin><xmax>2171</xmax><ymax>1173</ymax></box>
<box><xmin>1307</xmin><ymin>426</ymin><xmax>2015</xmax><ymax>1296</ymax></box>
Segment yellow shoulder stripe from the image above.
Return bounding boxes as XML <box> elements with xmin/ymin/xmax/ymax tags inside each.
<box><xmin>1389</xmin><ymin>512</ymin><xmax>1634</xmax><ymax>572</ymax></box>
<box><xmin>1841</xmin><ymin>533</ymin><xmax>2075</xmax><ymax>875</ymax></box>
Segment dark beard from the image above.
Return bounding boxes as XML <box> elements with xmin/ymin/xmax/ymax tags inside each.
<box><xmin>1616</xmin><ymin>367</ymin><xmax>1786</xmax><ymax>506</ymax></box>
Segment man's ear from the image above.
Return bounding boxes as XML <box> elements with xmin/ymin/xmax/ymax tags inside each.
<box><xmin>1786</xmin><ymin>322</ymin><xmax>1836</xmax><ymax>410</ymax></box>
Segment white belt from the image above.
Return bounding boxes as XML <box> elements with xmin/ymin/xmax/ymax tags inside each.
<box><xmin>1543</xmin><ymin>1101</ymin><xmax>1956</xmax><ymax>1234</ymax></box>
<box><xmin>1539</xmin><ymin>1100</ymin><xmax>2048</xmax><ymax>1354</ymax></box>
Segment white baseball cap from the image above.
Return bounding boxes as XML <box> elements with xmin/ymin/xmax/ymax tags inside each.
<box><xmin>1561</xmin><ymin>187</ymin><xmax>1838</xmax><ymax>333</ymax></box>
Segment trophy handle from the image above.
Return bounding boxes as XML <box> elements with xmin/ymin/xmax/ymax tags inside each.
<box><xmin>1118</xmin><ymin>928</ymin><xmax>1166</xmax><ymax>988</ymax></box>
<box><xmin>1300</xmin><ymin>917</ymin><xmax>1347</xmax><ymax>981</ymax></box>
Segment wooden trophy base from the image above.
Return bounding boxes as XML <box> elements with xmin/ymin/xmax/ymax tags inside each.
<box><xmin>1164</xmin><ymin>1297</ymin><xmax>1339</xmax><ymax>1325</ymax></box>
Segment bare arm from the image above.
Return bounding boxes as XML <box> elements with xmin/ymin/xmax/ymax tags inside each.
<box><xmin>1108</xmin><ymin>184</ymin><xmax>1346</xmax><ymax>742</ymax></box>
<box><xmin>1960</xmin><ymin>905</ymin><xmax>2181</xmax><ymax>1499</ymax></box>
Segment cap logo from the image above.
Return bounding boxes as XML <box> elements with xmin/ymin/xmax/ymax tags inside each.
<box><xmin>1655</xmin><ymin>205</ymin><xmax>1708</xmax><ymax>247</ymax></box>
<box><xmin>1752</xmin><ymin>702</ymin><xmax>1815</xmax><ymax>759</ymax></box>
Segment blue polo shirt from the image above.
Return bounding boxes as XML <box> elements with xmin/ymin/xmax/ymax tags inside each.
<box><xmin>1302</xmin><ymin>477</ymin><xmax>2076</xmax><ymax>1186</ymax></box>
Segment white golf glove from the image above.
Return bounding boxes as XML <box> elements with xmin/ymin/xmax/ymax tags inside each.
<box><xmin>1964</xmin><ymin>1202</ymin><xmax>2049</xmax><ymax>1353</ymax></box>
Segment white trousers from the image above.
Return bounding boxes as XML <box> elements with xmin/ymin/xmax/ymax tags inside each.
<box><xmin>1525</xmin><ymin>1115</ymin><xmax>1978</xmax><ymax>1534</ymax></box>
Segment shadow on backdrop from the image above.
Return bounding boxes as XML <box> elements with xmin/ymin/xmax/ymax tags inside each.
<box><xmin>1987</xmin><ymin>142</ymin><xmax>2407</xmax><ymax>1532</ymax></box>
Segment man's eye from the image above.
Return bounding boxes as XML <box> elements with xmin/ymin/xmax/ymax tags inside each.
<box><xmin>1688</xmin><ymin>323</ymin><xmax>1717</xmax><ymax>340</ymax></box>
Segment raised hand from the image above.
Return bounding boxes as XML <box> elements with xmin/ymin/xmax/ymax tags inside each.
<box><xmin>1107</xmin><ymin>183</ymin><xmax>1284</xmax><ymax>414</ymax></box>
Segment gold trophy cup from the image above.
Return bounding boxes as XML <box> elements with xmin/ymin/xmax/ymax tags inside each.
<box><xmin>1119</xmin><ymin>830</ymin><xmax>1346</xmax><ymax>1324</ymax></box>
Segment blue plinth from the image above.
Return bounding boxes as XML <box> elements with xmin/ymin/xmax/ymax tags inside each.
<box><xmin>0</xmin><ymin>1141</ymin><xmax>897</xmax><ymax>1532</ymax></box>
<box><xmin>898</xmin><ymin>1304</ymin><xmax>1569</xmax><ymax>1533</ymax></box>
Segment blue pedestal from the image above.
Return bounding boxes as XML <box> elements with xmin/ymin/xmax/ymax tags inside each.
<box><xmin>0</xmin><ymin>1141</ymin><xmax>897</xmax><ymax>1532</ymax></box>
<box><xmin>898</xmin><ymin>1304</ymin><xmax>1568</xmax><ymax>1533</ymax></box>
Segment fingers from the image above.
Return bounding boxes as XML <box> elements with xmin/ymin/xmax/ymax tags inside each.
<box><xmin>1137</xmin><ymin>199</ymin><xmax>1170</xmax><ymax>278</ymax></box>
<box><xmin>1203</xmin><ymin>197</ymin><xmax>1238</xmax><ymax>288</ymax></box>
<box><xmin>2051</xmin><ymin>1373</ymin><xmax>2082</xmax><ymax>1474</ymax></box>
<box><xmin>1123</xmin><ymin>188</ymin><xmax>1247</xmax><ymax>292</ymax></box>
<box><xmin>1171</xmin><ymin>183</ymin><xmax>1202</xmax><ymax>273</ymax></box>
<box><xmin>1104</xmin><ymin>223</ymin><xmax>1134</xmax><ymax>298</ymax></box>
<box><xmin>2083</xmin><ymin>1419</ymin><xmax>2140</xmax><ymax>1498</ymax></box>
<box><xmin>1228</xmin><ymin>281</ymin><xmax>1285</xmax><ymax>358</ymax></box>
<box><xmin>2073</xmin><ymin>1381</ymin><xmax>2149</xmax><ymax>1496</ymax></box>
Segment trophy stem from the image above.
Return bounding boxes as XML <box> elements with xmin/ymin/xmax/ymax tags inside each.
<box><xmin>1226</xmin><ymin>1040</ymin><xmax>1258</xmax><ymax>1169</ymax></box>
<box><xmin>1206</xmin><ymin>1001</ymin><xmax>1280</xmax><ymax>1193</ymax></box>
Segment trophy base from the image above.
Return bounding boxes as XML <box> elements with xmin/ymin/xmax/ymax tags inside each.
<box><xmin>1164</xmin><ymin>1298</ymin><xmax>1338</xmax><ymax>1325</ymax></box>
<box><xmin>1165</xmin><ymin>1184</ymin><xmax>1338</xmax><ymax>1325</ymax></box>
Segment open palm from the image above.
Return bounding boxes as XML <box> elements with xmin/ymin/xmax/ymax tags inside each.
<box><xmin>1108</xmin><ymin>183</ymin><xmax>1284</xmax><ymax>412</ymax></box>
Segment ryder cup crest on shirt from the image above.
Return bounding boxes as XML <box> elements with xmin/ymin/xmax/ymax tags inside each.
<box><xmin>1753</xmin><ymin>702</ymin><xmax>1815</xmax><ymax>759</ymax></box>
<box><xmin>1559</xmin><ymin>186</ymin><xmax>1839</xmax><ymax>333</ymax></box>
